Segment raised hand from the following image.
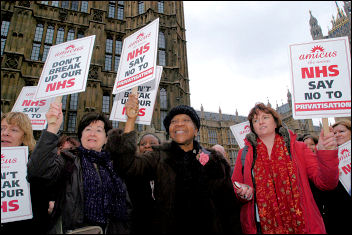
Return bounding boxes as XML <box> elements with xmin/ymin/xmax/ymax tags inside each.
<box><xmin>46</xmin><ymin>102</ymin><xmax>63</xmax><ymax>134</ymax></box>
<box><xmin>317</xmin><ymin>127</ymin><xmax>338</xmax><ymax>150</ymax></box>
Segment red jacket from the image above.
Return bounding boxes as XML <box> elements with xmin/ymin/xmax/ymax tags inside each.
<box><xmin>231</xmin><ymin>128</ymin><xmax>339</xmax><ymax>234</ymax></box>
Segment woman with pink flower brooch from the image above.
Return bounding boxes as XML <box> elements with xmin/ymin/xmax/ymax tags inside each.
<box><xmin>106</xmin><ymin>93</ymin><xmax>242</xmax><ymax>234</ymax></box>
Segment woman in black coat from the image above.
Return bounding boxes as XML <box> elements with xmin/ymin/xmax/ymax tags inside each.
<box><xmin>27</xmin><ymin>102</ymin><xmax>131</xmax><ymax>234</ymax></box>
<box><xmin>106</xmin><ymin>93</ymin><xmax>242</xmax><ymax>234</ymax></box>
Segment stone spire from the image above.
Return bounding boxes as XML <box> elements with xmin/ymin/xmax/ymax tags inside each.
<box><xmin>309</xmin><ymin>10</ymin><xmax>324</xmax><ymax>40</ymax></box>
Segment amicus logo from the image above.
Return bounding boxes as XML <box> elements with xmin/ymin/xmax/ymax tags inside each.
<box><xmin>299</xmin><ymin>45</ymin><xmax>337</xmax><ymax>60</ymax></box>
<box><xmin>339</xmin><ymin>148</ymin><xmax>350</xmax><ymax>161</ymax></box>
<box><xmin>128</xmin><ymin>32</ymin><xmax>152</xmax><ymax>48</ymax></box>
<box><xmin>1</xmin><ymin>153</ymin><xmax>17</xmax><ymax>164</ymax></box>
<box><xmin>240</xmin><ymin>125</ymin><xmax>251</xmax><ymax>135</ymax></box>
<box><xmin>310</xmin><ymin>45</ymin><xmax>324</xmax><ymax>53</ymax></box>
<box><xmin>55</xmin><ymin>44</ymin><xmax>84</xmax><ymax>57</ymax></box>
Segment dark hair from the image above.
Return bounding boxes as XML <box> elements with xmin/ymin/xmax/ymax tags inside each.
<box><xmin>247</xmin><ymin>103</ymin><xmax>282</xmax><ymax>135</ymax></box>
<box><xmin>303</xmin><ymin>135</ymin><xmax>318</xmax><ymax>145</ymax></box>
<box><xmin>138</xmin><ymin>133</ymin><xmax>161</xmax><ymax>146</ymax></box>
<box><xmin>163</xmin><ymin>105</ymin><xmax>200</xmax><ymax>134</ymax></box>
<box><xmin>57</xmin><ymin>135</ymin><xmax>80</xmax><ymax>148</ymax></box>
<box><xmin>77</xmin><ymin>113</ymin><xmax>112</xmax><ymax>141</ymax></box>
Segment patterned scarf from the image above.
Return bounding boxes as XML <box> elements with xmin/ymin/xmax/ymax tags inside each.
<box><xmin>79</xmin><ymin>146</ymin><xmax>127</xmax><ymax>225</ymax></box>
<box><xmin>254</xmin><ymin>134</ymin><xmax>305</xmax><ymax>234</ymax></box>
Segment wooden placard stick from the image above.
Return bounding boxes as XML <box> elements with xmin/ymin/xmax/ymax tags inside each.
<box><xmin>48</xmin><ymin>95</ymin><xmax>62</xmax><ymax>124</ymax></box>
<box><xmin>322</xmin><ymin>117</ymin><xmax>334</xmax><ymax>150</ymax></box>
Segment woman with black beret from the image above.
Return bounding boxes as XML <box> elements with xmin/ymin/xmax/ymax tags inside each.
<box><xmin>106</xmin><ymin>93</ymin><xmax>242</xmax><ymax>234</ymax></box>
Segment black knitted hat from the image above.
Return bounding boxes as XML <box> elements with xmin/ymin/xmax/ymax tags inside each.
<box><xmin>163</xmin><ymin>105</ymin><xmax>200</xmax><ymax>134</ymax></box>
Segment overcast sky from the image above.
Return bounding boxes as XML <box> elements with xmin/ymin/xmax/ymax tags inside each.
<box><xmin>183</xmin><ymin>1</ymin><xmax>346</xmax><ymax>125</ymax></box>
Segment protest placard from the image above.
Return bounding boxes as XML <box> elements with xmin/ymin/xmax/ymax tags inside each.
<box><xmin>1</xmin><ymin>146</ymin><xmax>32</xmax><ymax>223</ymax></box>
<box><xmin>230</xmin><ymin>121</ymin><xmax>250</xmax><ymax>149</ymax></box>
<box><xmin>338</xmin><ymin>140</ymin><xmax>351</xmax><ymax>196</ymax></box>
<box><xmin>289</xmin><ymin>36</ymin><xmax>351</xmax><ymax>119</ymax></box>
<box><xmin>110</xmin><ymin>66</ymin><xmax>162</xmax><ymax>125</ymax></box>
<box><xmin>112</xmin><ymin>18</ymin><xmax>159</xmax><ymax>94</ymax></box>
<box><xmin>33</xmin><ymin>35</ymin><xmax>95</xmax><ymax>100</ymax></box>
<box><xmin>11</xmin><ymin>86</ymin><xmax>54</xmax><ymax>130</ymax></box>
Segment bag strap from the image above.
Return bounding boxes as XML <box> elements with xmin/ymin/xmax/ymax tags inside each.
<box><xmin>241</xmin><ymin>145</ymin><xmax>248</xmax><ymax>175</ymax></box>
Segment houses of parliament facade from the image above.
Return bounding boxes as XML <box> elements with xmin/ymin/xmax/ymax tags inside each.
<box><xmin>1</xmin><ymin>1</ymin><xmax>190</xmax><ymax>140</ymax></box>
<box><xmin>1</xmin><ymin>1</ymin><xmax>350</xmax><ymax>166</ymax></box>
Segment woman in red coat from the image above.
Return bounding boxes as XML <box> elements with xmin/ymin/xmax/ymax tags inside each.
<box><xmin>231</xmin><ymin>103</ymin><xmax>339</xmax><ymax>234</ymax></box>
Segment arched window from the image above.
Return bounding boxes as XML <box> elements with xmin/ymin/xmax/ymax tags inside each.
<box><xmin>102</xmin><ymin>94</ymin><xmax>110</xmax><ymax>113</ymax></box>
<box><xmin>160</xmin><ymin>88</ymin><xmax>167</xmax><ymax>109</ymax></box>
<box><xmin>158</xmin><ymin>1</ymin><xmax>164</xmax><ymax>13</ymax></box>
<box><xmin>138</xmin><ymin>1</ymin><xmax>144</xmax><ymax>14</ymax></box>
<box><xmin>56</xmin><ymin>27</ymin><xmax>65</xmax><ymax>44</ymax></box>
<box><xmin>158</xmin><ymin>32</ymin><xmax>165</xmax><ymax>49</ymax></box>
<box><xmin>158</xmin><ymin>32</ymin><xmax>166</xmax><ymax>66</ymax></box>
<box><xmin>67</xmin><ymin>28</ymin><xmax>75</xmax><ymax>41</ymax></box>
<box><xmin>34</xmin><ymin>24</ymin><xmax>44</xmax><ymax>42</ymax></box>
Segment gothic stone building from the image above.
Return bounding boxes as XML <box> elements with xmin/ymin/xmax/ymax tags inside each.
<box><xmin>309</xmin><ymin>1</ymin><xmax>351</xmax><ymax>123</ymax></box>
<box><xmin>1</xmin><ymin>1</ymin><xmax>190</xmax><ymax>141</ymax></box>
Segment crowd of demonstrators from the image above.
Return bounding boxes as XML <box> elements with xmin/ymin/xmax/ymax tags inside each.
<box><xmin>106</xmin><ymin>93</ymin><xmax>242</xmax><ymax>234</ymax></box>
<box><xmin>1</xmin><ymin>112</ymin><xmax>49</xmax><ymax>233</ymax></box>
<box><xmin>2</xmin><ymin>99</ymin><xmax>348</xmax><ymax>234</ymax></box>
<box><xmin>322</xmin><ymin>119</ymin><xmax>351</xmax><ymax>234</ymax></box>
<box><xmin>26</xmin><ymin>103</ymin><xmax>132</xmax><ymax>234</ymax></box>
<box><xmin>231</xmin><ymin>103</ymin><xmax>339</xmax><ymax>234</ymax></box>
<box><xmin>125</xmin><ymin>133</ymin><xmax>161</xmax><ymax>234</ymax></box>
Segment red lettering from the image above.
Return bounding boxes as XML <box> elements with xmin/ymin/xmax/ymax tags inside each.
<box><xmin>143</xmin><ymin>43</ymin><xmax>150</xmax><ymax>54</ymax></box>
<box><xmin>301</xmin><ymin>67</ymin><xmax>314</xmax><ymax>79</ymax></box>
<box><xmin>1</xmin><ymin>201</ymin><xmax>7</xmax><ymax>212</ymax></box>
<box><xmin>9</xmin><ymin>200</ymin><xmax>19</xmax><ymax>212</ymax></box>
<box><xmin>45</xmin><ymin>78</ymin><xmax>75</xmax><ymax>92</ymax></box>
<box><xmin>1</xmin><ymin>200</ymin><xmax>19</xmax><ymax>212</ymax></box>
<box><xmin>301</xmin><ymin>65</ymin><xmax>340</xmax><ymax>79</ymax></box>
<box><xmin>315</xmin><ymin>66</ymin><xmax>328</xmax><ymax>78</ymax></box>
<box><xmin>122</xmin><ymin>107</ymin><xmax>146</xmax><ymax>116</ymax></box>
<box><xmin>46</xmin><ymin>83</ymin><xmax>57</xmax><ymax>92</ymax></box>
<box><xmin>22</xmin><ymin>100</ymin><xmax>47</xmax><ymax>106</ymax></box>
<box><xmin>342</xmin><ymin>163</ymin><xmax>351</xmax><ymax>174</ymax></box>
<box><xmin>127</xmin><ymin>43</ymin><xmax>150</xmax><ymax>61</ymax></box>
<box><xmin>56</xmin><ymin>80</ymin><xmax>67</xmax><ymax>90</ymax></box>
<box><xmin>135</xmin><ymin>46</ymin><xmax>144</xmax><ymax>57</ymax></box>
<box><xmin>67</xmin><ymin>78</ymin><xmax>75</xmax><ymax>88</ymax></box>
<box><xmin>138</xmin><ymin>108</ymin><xmax>146</xmax><ymax>116</ymax></box>
<box><xmin>328</xmin><ymin>65</ymin><xmax>339</xmax><ymax>77</ymax></box>
<box><xmin>22</xmin><ymin>100</ymin><xmax>32</xmax><ymax>106</ymax></box>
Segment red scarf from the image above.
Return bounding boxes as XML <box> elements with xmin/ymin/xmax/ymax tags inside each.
<box><xmin>254</xmin><ymin>134</ymin><xmax>305</xmax><ymax>234</ymax></box>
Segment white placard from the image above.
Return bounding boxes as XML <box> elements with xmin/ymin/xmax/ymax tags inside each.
<box><xmin>338</xmin><ymin>140</ymin><xmax>351</xmax><ymax>196</ymax></box>
<box><xmin>110</xmin><ymin>66</ymin><xmax>162</xmax><ymax>125</ymax></box>
<box><xmin>1</xmin><ymin>146</ymin><xmax>33</xmax><ymax>223</ymax></box>
<box><xmin>11</xmin><ymin>86</ymin><xmax>54</xmax><ymax>130</ymax></box>
<box><xmin>230</xmin><ymin>121</ymin><xmax>250</xmax><ymax>149</ymax></box>
<box><xmin>33</xmin><ymin>35</ymin><xmax>95</xmax><ymax>100</ymax></box>
<box><xmin>112</xmin><ymin>18</ymin><xmax>159</xmax><ymax>94</ymax></box>
<box><xmin>289</xmin><ymin>36</ymin><xmax>351</xmax><ymax>119</ymax></box>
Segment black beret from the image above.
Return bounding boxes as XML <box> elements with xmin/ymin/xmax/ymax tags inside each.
<box><xmin>163</xmin><ymin>105</ymin><xmax>200</xmax><ymax>134</ymax></box>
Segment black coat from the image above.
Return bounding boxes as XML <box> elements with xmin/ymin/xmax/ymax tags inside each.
<box><xmin>27</xmin><ymin>130</ymin><xmax>132</xmax><ymax>234</ymax></box>
<box><xmin>106</xmin><ymin>129</ymin><xmax>242</xmax><ymax>234</ymax></box>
